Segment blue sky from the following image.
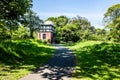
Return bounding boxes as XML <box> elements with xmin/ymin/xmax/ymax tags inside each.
<box><xmin>32</xmin><ymin>0</ymin><xmax>120</xmax><ymax>28</ymax></box>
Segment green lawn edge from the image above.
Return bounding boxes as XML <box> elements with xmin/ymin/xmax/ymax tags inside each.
<box><xmin>0</xmin><ymin>39</ymin><xmax>55</xmax><ymax>80</ymax></box>
<box><xmin>67</xmin><ymin>41</ymin><xmax>120</xmax><ymax>80</ymax></box>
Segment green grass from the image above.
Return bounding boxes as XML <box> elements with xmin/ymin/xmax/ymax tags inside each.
<box><xmin>0</xmin><ymin>39</ymin><xmax>55</xmax><ymax>80</ymax></box>
<box><xmin>68</xmin><ymin>41</ymin><xmax>120</xmax><ymax>80</ymax></box>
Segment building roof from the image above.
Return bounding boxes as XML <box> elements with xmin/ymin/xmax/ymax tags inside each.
<box><xmin>44</xmin><ymin>21</ymin><xmax>53</xmax><ymax>25</ymax></box>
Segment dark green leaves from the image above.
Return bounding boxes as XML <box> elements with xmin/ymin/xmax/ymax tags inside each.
<box><xmin>104</xmin><ymin>4</ymin><xmax>120</xmax><ymax>42</ymax></box>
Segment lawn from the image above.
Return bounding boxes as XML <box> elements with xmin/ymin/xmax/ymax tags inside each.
<box><xmin>0</xmin><ymin>39</ymin><xmax>55</xmax><ymax>80</ymax></box>
<box><xmin>68</xmin><ymin>41</ymin><xmax>120</xmax><ymax>80</ymax></box>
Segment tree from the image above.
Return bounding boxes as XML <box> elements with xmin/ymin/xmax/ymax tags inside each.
<box><xmin>0</xmin><ymin>20</ymin><xmax>10</xmax><ymax>39</ymax></box>
<box><xmin>57</xmin><ymin>16</ymin><xmax>68</xmax><ymax>27</ymax></box>
<box><xmin>46</xmin><ymin>15</ymin><xmax>96</xmax><ymax>43</ymax></box>
<box><xmin>23</xmin><ymin>10</ymin><xmax>43</xmax><ymax>38</ymax></box>
<box><xmin>0</xmin><ymin>0</ymin><xmax>32</xmax><ymax>20</ymax></box>
<box><xmin>68</xmin><ymin>16</ymin><xmax>92</xmax><ymax>41</ymax></box>
<box><xmin>62</xmin><ymin>24</ymin><xmax>79</xmax><ymax>42</ymax></box>
<box><xmin>46</xmin><ymin>16</ymin><xmax>68</xmax><ymax>42</ymax></box>
<box><xmin>104</xmin><ymin>4</ymin><xmax>120</xmax><ymax>42</ymax></box>
<box><xmin>12</xmin><ymin>25</ymin><xmax>30</xmax><ymax>39</ymax></box>
<box><xmin>0</xmin><ymin>0</ymin><xmax>32</xmax><ymax>39</ymax></box>
<box><xmin>94</xmin><ymin>28</ymin><xmax>107</xmax><ymax>41</ymax></box>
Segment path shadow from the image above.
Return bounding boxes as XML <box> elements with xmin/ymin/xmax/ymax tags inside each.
<box><xmin>0</xmin><ymin>40</ymin><xmax>55</xmax><ymax>79</ymax></box>
<box><xmin>33</xmin><ymin>45</ymin><xmax>75</xmax><ymax>80</ymax></box>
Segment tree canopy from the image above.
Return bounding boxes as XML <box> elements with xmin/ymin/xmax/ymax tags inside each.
<box><xmin>104</xmin><ymin>4</ymin><xmax>120</xmax><ymax>42</ymax></box>
<box><xmin>23</xmin><ymin>10</ymin><xmax>43</xmax><ymax>38</ymax></box>
<box><xmin>0</xmin><ymin>0</ymin><xmax>32</xmax><ymax>20</ymax></box>
<box><xmin>104</xmin><ymin>4</ymin><xmax>120</xmax><ymax>23</ymax></box>
<box><xmin>0</xmin><ymin>0</ymin><xmax>33</xmax><ymax>39</ymax></box>
<box><xmin>46</xmin><ymin>15</ymin><xmax>105</xmax><ymax>43</ymax></box>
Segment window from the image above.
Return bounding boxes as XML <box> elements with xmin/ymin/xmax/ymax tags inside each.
<box><xmin>43</xmin><ymin>34</ymin><xmax>46</xmax><ymax>39</ymax></box>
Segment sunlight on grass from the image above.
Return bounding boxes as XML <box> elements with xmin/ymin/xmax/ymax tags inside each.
<box><xmin>68</xmin><ymin>41</ymin><xmax>101</xmax><ymax>50</ymax></box>
<box><xmin>0</xmin><ymin>39</ymin><xmax>55</xmax><ymax>80</ymax></box>
<box><xmin>68</xmin><ymin>41</ymin><xmax>120</xmax><ymax>80</ymax></box>
<box><xmin>0</xmin><ymin>63</ymin><xmax>32</xmax><ymax>80</ymax></box>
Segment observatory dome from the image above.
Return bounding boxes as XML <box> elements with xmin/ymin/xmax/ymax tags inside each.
<box><xmin>44</xmin><ymin>21</ymin><xmax>53</xmax><ymax>25</ymax></box>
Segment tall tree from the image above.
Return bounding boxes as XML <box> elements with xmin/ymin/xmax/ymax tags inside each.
<box><xmin>0</xmin><ymin>0</ymin><xmax>32</xmax><ymax>20</ymax></box>
<box><xmin>69</xmin><ymin>16</ymin><xmax>92</xmax><ymax>41</ymax></box>
<box><xmin>104</xmin><ymin>4</ymin><xmax>120</xmax><ymax>42</ymax></box>
<box><xmin>57</xmin><ymin>16</ymin><xmax>68</xmax><ymax>27</ymax></box>
<box><xmin>23</xmin><ymin>10</ymin><xmax>43</xmax><ymax>38</ymax></box>
<box><xmin>46</xmin><ymin>15</ymin><xmax>99</xmax><ymax>43</ymax></box>
<box><xmin>0</xmin><ymin>0</ymin><xmax>32</xmax><ymax>38</ymax></box>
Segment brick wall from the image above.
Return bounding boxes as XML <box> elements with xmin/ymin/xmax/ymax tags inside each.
<box><xmin>38</xmin><ymin>32</ymin><xmax>53</xmax><ymax>43</ymax></box>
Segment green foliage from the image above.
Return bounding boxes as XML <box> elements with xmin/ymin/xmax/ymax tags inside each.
<box><xmin>62</xmin><ymin>24</ymin><xmax>80</xmax><ymax>42</ymax></box>
<box><xmin>69</xmin><ymin>41</ymin><xmax>120</xmax><ymax>80</ymax></box>
<box><xmin>91</xmin><ymin>28</ymin><xmax>107</xmax><ymax>41</ymax></box>
<box><xmin>23</xmin><ymin>10</ymin><xmax>43</xmax><ymax>38</ymax></box>
<box><xmin>0</xmin><ymin>39</ymin><xmax>55</xmax><ymax>79</ymax></box>
<box><xmin>47</xmin><ymin>15</ymin><xmax>108</xmax><ymax>43</ymax></box>
<box><xmin>0</xmin><ymin>0</ymin><xmax>32</xmax><ymax>20</ymax></box>
<box><xmin>46</xmin><ymin>15</ymin><xmax>100</xmax><ymax>43</ymax></box>
<box><xmin>12</xmin><ymin>25</ymin><xmax>30</xmax><ymax>39</ymax></box>
<box><xmin>0</xmin><ymin>0</ymin><xmax>33</xmax><ymax>39</ymax></box>
<box><xmin>0</xmin><ymin>21</ymin><xmax>11</xmax><ymax>40</ymax></box>
<box><xmin>104</xmin><ymin>4</ymin><xmax>120</xmax><ymax>23</ymax></box>
<box><xmin>57</xmin><ymin>16</ymin><xmax>68</xmax><ymax>27</ymax></box>
<box><xmin>104</xmin><ymin>4</ymin><xmax>120</xmax><ymax>42</ymax></box>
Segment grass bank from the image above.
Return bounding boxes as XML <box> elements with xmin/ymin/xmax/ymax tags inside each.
<box><xmin>0</xmin><ymin>39</ymin><xmax>55</xmax><ymax>80</ymax></box>
<box><xmin>68</xmin><ymin>41</ymin><xmax>120</xmax><ymax>80</ymax></box>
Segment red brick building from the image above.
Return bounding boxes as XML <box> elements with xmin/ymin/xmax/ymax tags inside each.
<box><xmin>38</xmin><ymin>21</ymin><xmax>55</xmax><ymax>43</ymax></box>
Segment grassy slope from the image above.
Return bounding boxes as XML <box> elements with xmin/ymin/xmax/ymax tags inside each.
<box><xmin>0</xmin><ymin>39</ymin><xmax>55</xmax><ymax>80</ymax></box>
<box><xmin>68</xmin><ymin>41</ymin><xmax>120</xmax><ymax>80</ymax></box>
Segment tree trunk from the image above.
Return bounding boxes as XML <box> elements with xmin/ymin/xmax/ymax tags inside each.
<box><xmin>30</xmin><ymin>28</ymin><xmax>34</xmax><ymax>38</ymax></box>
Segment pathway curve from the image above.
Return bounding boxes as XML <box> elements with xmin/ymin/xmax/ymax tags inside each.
<box><xmin>20</xmin><ymin>44</ymin><xmax>75</xmax><ymax>80</ymax></box>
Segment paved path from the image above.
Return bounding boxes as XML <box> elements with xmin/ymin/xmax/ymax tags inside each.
<box><xmin>20</xmin><ymin>44</ymin><xmax>75</xmax><ymax>80</ymax></box>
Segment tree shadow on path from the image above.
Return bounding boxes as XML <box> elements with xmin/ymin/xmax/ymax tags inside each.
<box><xmin>32</xmin><ymin>44</ymin><xmax>75</xmax><ymax>80</ymax></box>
